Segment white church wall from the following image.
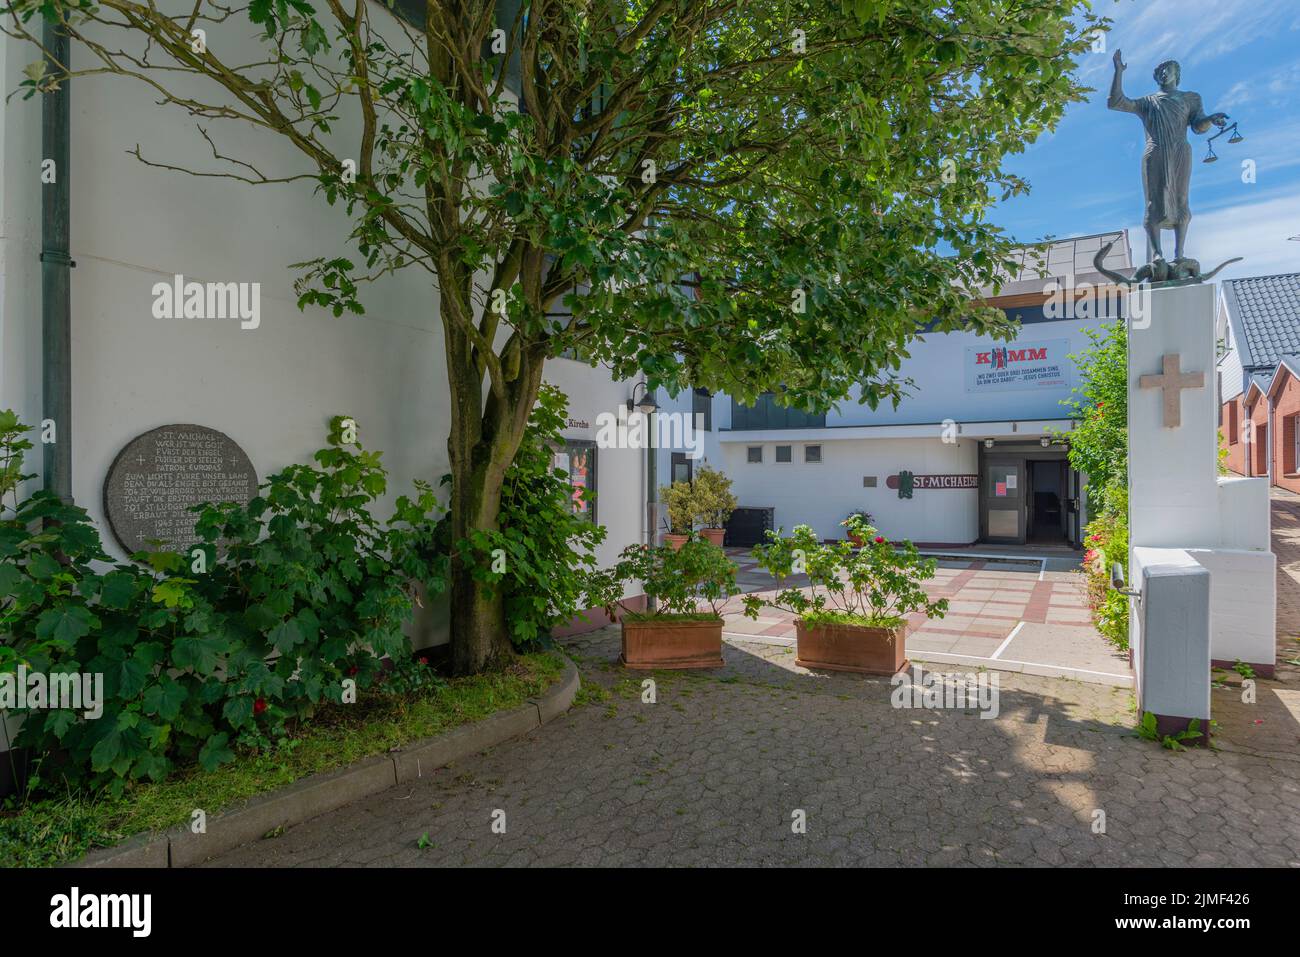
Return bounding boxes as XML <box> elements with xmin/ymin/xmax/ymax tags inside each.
<box><xmin>0</xmin><ymin>19</ymin><xmax>647</xmax><ymax>657</ymax></box>
<box><xmin>720</xmin><ymin>435</ymin><xmax>978</xmax><ymax>544</ymax></box>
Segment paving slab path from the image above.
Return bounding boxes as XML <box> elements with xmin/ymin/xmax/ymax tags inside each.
<box><xmin>202</xmin><ymin>632</ymin><xmax>1300</xmax><ymax>868</ymax></box>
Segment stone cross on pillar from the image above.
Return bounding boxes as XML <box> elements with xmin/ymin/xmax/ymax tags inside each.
<box><xmin>1139</xmin><ymin>353</ymin><xmax>1205</xmax><ymax>428</ymax></box>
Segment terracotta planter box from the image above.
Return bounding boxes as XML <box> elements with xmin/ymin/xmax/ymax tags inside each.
<box><xmin>662</xmin><ymin>533</ymin><xmax>689</xmax><ymax>550</ymax></box>
<box><xmin>701</xmin><ymin>528</ymin><xmax>726</xmax><ymax>546</ymax></box>
<box><xmin>847</xmin><ymin>532</ymin><xmax>865</xmax><ymax>547</ymax></box>
<box><xmin>620</xmin><ymin>616</ymin><xmax>725</xmax><ymax>669</ymax></box>
<box><xmin>794</xmin><ymin>619</ymin><xmax>908</xmax><ymax>675</ymax></box>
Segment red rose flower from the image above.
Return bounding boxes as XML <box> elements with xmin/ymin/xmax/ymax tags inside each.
<box><xmin>418</xmin><ymin>656</ymin><xmax>429</xmax><ymax>666</ymax></box>
<box><xmin>346</xmin><ymin>665</ymin><xmax>359</xmax><ymax>676</ymax></box>
<box><xmin>253</xmin><ymin>698</ymin><xmax>267</xmax><ymax>715</ymax></box>
<box><xmin>874</xmin><ymin>536</ymin><xmax>886</xmax><ymax>544</ymax></box>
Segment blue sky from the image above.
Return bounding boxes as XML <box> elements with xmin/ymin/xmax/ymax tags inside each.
<box><xmin>993</xmin><ymin>0</ymin><xmax>1300</xmax><ymax>280</ymax></box>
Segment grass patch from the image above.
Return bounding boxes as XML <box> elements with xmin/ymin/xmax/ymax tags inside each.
<box><xmin>0</xmin><ymin>651</ymin><xmax>564</xmax><ymax>868</ymax></box>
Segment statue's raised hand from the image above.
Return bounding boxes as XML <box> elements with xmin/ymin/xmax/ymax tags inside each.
<box><xmin>1113</xmin><ymin>49</ymin><xmax>1126</xmax><ymax>71</ymax></box>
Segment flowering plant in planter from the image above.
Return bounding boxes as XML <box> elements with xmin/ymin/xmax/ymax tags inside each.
<box><xmin>841</xmin><ymin>508</ymin><xmax>874</xmax><ymax>545</ymax></box>
<box><xmin>586</xmin><ymin>538</ymin><xmax>750</xmax><ymax>669</ymax></box>
<box><xmin>748</xmin><ymin>517</ymin><xmax>947</xmax><ymax>674</ymax></box>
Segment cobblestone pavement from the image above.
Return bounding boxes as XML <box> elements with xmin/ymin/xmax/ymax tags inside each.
<box><xmin>204</xmin><ymin>619</ymin><xmax>1300</xmax><ymax>867</ymax></box>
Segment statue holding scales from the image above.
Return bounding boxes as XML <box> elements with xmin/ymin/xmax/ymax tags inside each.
<box><xmin>1095</xmin><ymin>50</ymin><xmax>1242</xmax><ymax>286</ymax></box>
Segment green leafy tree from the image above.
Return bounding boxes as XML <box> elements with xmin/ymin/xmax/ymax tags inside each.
<box><xmin>1059</xmin><ymin>319</ymin><xmax>1128</xmax><ymax>518</ymax></box>
<box><xmin>3</xmin><ymin>0</ymin><xmax>1101</xmax><ymax>672</ymax></box>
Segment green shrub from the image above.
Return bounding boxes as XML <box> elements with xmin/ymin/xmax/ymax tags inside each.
<box><xmin>1083</xmin><ymin>499</ymin><xmax>1129</xmax><ymax>651</ymax></box>
<box><xmin>659</xmin><ymin>480</ymin><xmax>695</xmax><ymax>534</ymax></box>
<box><xmin>1060</xmin><ymin>320</ymin><xmax>1130</xmax><ymax>650</ymax></box>
<box><xmin>2</xmin><ymin>411</ymin><xmax>446</xmax><ymax>796</ymax></box>
<box><xmin>588</xmin><ymin>536</ymin><xmax>744</xmax><ymax>619</ymax></box>
<box><xmin>690</xmin><ymin>466</ymin><xmax>737</xmax><ymax>528</ymax></box>
<box><xmin>748</xmin><ymin>516</ymin><xmax>947</xmax><ymax>628</ymax></box>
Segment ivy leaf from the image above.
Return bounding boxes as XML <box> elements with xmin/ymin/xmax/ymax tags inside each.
<box><xmin>90</xmin><ymin>728</ymin><xmax>122</xmax><ymax>772</ymax></box>
<box><xmin>118</xmin><ymin>657</ymin><xmax>149</xmax><ymax>698</ymax></box>
<box><xmin>269</xmin><ymin>619</ymin><xmax>303</xmax><ymax>653</ymax></box>
<box><xmin>35</xmin><ymin>604</ymin><xmax>96</xmax><ymax>645</ymax></box>
<box><xmin>142</xmin><ymin>678</ymin><xmax>187</xmax><ymax>721</ymax></box>
<box><xmin>99</xmin><ymin>570</ymin><xmax>139</xmax><ymax>610</ymax></box>
<box><xmin>198</xmin><ymin>732</ymin><xmax>235</xmax><ymax>772</ymax></box>
<box><xmin>0</xmin><ymin>562</ymin><xmax>19</xmax><ymax>596</ymax></box>
<box><xmin>172</xmin><ymin>634</ymin><xmax>225</xmax><ymax>675</ymax></box>
<box><xmin>222</xmin><ymin>696</ymin><xmax>254</xmax><ymax>729</ymax></box>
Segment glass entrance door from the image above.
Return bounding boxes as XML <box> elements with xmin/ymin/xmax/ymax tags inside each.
<box><xmin>982</xmin><ymin>458</ymin><xmax>1023</xmax><ymax>544</ymax></box>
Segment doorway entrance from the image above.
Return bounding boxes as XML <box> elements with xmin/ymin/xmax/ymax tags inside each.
<box><xmin>978</xmin><ymin>443</ymin><xmax>1080</xmax><ymax>547</ymax></box>
<box><xmin>1026</xmin><ymin>459</ymin><xmax>1068</xmax><ymax>545</ymax></box>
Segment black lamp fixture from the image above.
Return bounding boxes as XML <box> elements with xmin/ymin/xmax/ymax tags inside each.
<box><xmin>628</xmin><ymin>381</ymin><xmax>658</xmax><ymax>415</ymax></box>
<box><xmin>1203</xmin><ymin>121</ymin><xmax>1244</xmax><ymax>164</ymax></box>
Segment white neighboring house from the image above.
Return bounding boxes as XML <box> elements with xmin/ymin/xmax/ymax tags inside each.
<box><xmin>653</xmin><ymin>232</ymin><xmax>1135</xmax><ymax>548</ymax></box>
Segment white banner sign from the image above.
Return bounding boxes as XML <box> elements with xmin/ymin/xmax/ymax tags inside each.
<box><xmin>964</xmin><ymin>338</ymin><xmax>1070</xmax><ymax>393</ymax></box>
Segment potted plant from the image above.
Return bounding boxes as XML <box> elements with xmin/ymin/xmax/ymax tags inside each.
<box><xmin>842</xmin><ymin>509</ymin><xmax>873</xmax><ymax>546</ymax></box>
<box><xmin>659</xmin><ymin>481</ymin><xmax>694</xmax><ymax>549</ymax></box>
<box><xmin>691</xmin><ymin>465</ymin><xmax>737</xmax><ymax>546</ymax></box>
<box><xmin>587</xmin><ymin>537</ymin><xmax>747</xmax><ymax>669</ymax></box>
<box><xmin>748</xmin><ymin>515</ymin><xmax>947</xmax><ymax>675</ymax></box>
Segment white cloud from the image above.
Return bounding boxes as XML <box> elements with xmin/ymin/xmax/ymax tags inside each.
<box><xmin>1186</xmin><ymin>187</ymin><xmax>1300</xmax><ymax>280</ymax></box>
<box><xmin>1082</xmin><ymin>0</ymin><xmax>1296</xmax><ymax>82</ymax></box>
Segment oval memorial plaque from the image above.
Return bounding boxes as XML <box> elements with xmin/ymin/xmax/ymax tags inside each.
<box><xmin>103</xmin><ymin>424</ymin><xmax>258</xmax><ymax>555</ymax></box>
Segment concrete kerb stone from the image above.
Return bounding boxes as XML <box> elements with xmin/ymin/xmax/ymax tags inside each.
<box><xmin>73</xmin><ymin>830</ymin><xmax>170</xmax><ymax>869</ymax></box>
<box><xmin>168</xmin><ymin>753</ymin><xmax>399</xmax><ymax>868</ymax></box>
<box><xmin>70</xmin><ymin>654</ymin><xmax>580</xmax><ymax>868</ymax></box>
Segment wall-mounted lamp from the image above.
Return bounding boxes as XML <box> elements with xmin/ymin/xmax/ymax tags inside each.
<box><xmin>627</xmin><ymin>382</ymin><xmax>658</xmax><ymax>415</ymax></box>
<box><xmin>1040</xmin><ymin>437</ymin><xmax>1051</xmax><ymax>448</ymax></box>
<box><xmin>1204</xmin><ymin>122</ymin><xmax>1244</xmax><ymax>164</ymax></box>
<box><xmin>984</xmin><ymin>438</ymin><xmax>995</xmax><ymax>449</ymax></box>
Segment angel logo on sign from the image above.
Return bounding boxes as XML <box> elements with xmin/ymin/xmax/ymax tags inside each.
<box><xmin>966</xmin><ymin>339</ymin><xmax>1069</xmax><ymax>394</ymax></box>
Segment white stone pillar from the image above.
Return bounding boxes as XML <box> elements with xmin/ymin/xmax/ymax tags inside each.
<box><xmin>1126</xmin><ymin>285</ymin><xmax>1218</xmax><ymax>741</ymax></box>
<box><xmin>1128</xmin><ymin>285</ymin><xmax>1218</xmax><ymax>548</ymax></box>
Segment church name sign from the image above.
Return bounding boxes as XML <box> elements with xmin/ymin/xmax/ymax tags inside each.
<box><xmin>964</xmin><ymin>338</ymin><xmax>1070</xmax><ymax>393</ymax></box>
<box><xmin>886</xmin><ymin>472</ymin><xmax>979</xmax><ymax>499</ymax></box>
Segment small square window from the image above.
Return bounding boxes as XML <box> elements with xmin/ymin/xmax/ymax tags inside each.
<box><xmin>776</xmin><ymin>445</ymin><xmax>792</xmax><ymax>463</ymax></box>
<box><xmin>805</xmin><ymin>445</ymin><xmax>822</xmax><ymax>464</ymax></box>
<box><xmin>747</xmin><ymin>446</ymin><xmax>763</xmax><ymax>463</ymax></box>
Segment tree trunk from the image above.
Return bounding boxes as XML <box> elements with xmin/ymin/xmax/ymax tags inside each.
<box><xmin>447</xmin><ymin>449</ymin><xmax>514</xmax><ymax>675</ymax></box>
<box><xmin>441</xmin><ymin>295</ymin><xmax>544</xmax><ymax>674</ymax></box>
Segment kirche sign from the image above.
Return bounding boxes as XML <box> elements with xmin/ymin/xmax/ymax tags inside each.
<box><xmin>964</xmin><ymin>338</ymin><xmax>1070</xmax><ymax>393</ymax></box>
<box><xmin>887</xmin><ymin>472</ymin><xmax>979</xmax><ymax>499</ymax></box>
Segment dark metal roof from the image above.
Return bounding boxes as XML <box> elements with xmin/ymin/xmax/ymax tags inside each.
<box><xmin>1222</xmin><ymin>273</ymin><xmax>1300</xmax><ymax>371</ymax></box>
